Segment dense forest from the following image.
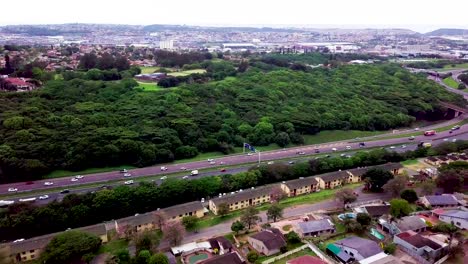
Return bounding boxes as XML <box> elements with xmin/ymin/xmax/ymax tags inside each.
<box><xmin>2</xmin><ymin>142</ymin><xmax>466</xmax><ymax>241</ymax></box>
<box><xmin>0</xmin><ymin>63</ymin><xmax>464</xmax><ymax>182</ymax></box>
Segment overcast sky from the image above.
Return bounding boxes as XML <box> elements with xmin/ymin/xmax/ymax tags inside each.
<box><xmin>1</xmin><ymin>0</ymin><xmax>468</xmax><ymax>33</ymax></box>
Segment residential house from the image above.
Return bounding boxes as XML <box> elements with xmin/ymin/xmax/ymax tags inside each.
<box><xmin>209</xmin><ymin>185</ymin><xmax>273</xmax><ymax>215</ymax></box>
<box><xmin>359</xmin><ymin>253</ymin><xmax>404</xmax><ymax>264</ymax></box>
<box><xmin>424</xmin><ymin>157</ymin><xmax>439</xmax><ymax>166</ymax></box>
<box><xmin>315</xmin><ymin>171</ymin><xmax>349</xmax><ymax>189</ymax></box>
<box><xmin>248</xmin><ymin>228</ymin><xmax>286</xmax><ymax>256</ymax></box>
<box><xmin>280</xmin><ymin>177</ymin><xmax>319</xmax><ymax>197</ymax></box>
<box><xmin>0</xmin><ymin>77</ymin><xmax>36</xmax><ymax>91</ymax></box>
<box><xmin>395</xmin><ymin>215</ymin><xmax>428</xmax><ymax>233</ymax></box>
<box><xmin>286</xmin><ymin>255</ymin><xmax>327</xmax><ymax>264</ymax></box>
<box><xmin>200</xmin><ymin>252</ymin><xmax>245</xmax><ymax>264</ymax></box>
<box><xmin>7</xmin><ymin>223</ymin><xmax>108</xmax><ymax>263</ymax></box>
<box><xmin>326</xmin><ymin>243</ymin><xmax>354</xmax><ymax>263</ymax></box>
<box><xmin>334</xmin><ymin>236</ymin><xmax>384</xmax><ymax>261</ymax></box>
<box><xmin>354</xmin><ymin>205</ymin><xmax>390</xmax><ymax>218</ymax></box>
<box><xmin>296</xmin><ymin>219</ymin><xmax>335</xmax><ymax>237</ymax></box>
<box><xmin>393</xmin><ymin>231</ymin><xmax>447</xmax><ymax>261</ymax></box>
<box><xmin>208</xmin><ymin>236</ymin><xmax>233</xmax><ymax>255</ymax></box>
<box><xmin>438</xmin><ymin>210</ymin><xmax>468</xmax><ymax>229</ymax></box>
<box><xmin>419</xmin><ymin>195</ymin><xmax>459</xmax><ymax>208</ymax></box>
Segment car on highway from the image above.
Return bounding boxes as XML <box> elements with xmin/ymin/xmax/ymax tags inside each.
<box><xmin>314</xmin><ymin>148</ymin><xmax>320</xmax><ymax>153</ymax></box>
<box><xmin>13</xmin><ymin>239</ymin><xmax>25</xmax><ymax>243</ymax></box>
<box><xmin>452</xmin><ymin>125</ymin><xmax>460</xmax><ymax>130</ymax></box>
<box><xmin>124</xmin><ymin>180</ymin><xmax>134</xmax><ymax>185</ymax></box>
<box><xmin>359</xmin><ymin>142</ymin><xmax>366</xmax><ymax>147</ymax></box>
<box><xmin>452</xmin><ymin>138</ymin><xmax>457</xmax><ymax>142</ymax></box>
<box><xmin>180</xmin><ymin>167</ymin><xmax>187</xmax><ymax>170</ymax></box>
<box><xmin>160</xmin><ymin>166</ymin><xmax>168</xmax><ymax>171</ymax></box>
<box><xmin>70</xmin><ymin>178</ymin><xmax>78</xmax><ymax>182</ymax></box>
<box><xmin>220</xmin><ymin>161</ymin><xmax>225</xmax><ymax>165</ymax></box>
<box><xmin>120</xmin><ymin>169</ymin><xmax>128</xmax><ymax>173</ymax></box>
<box><xmin>346</xmin><ymin>145</ymin><xmax>351</xmax><ymax>150</ymax></box>
<box><xmin>340</xmin><ymin>153</ymin><xmax>346</xmax><ymax>157</ymax></box>
<box><xmin>297</xmin><ymin>151</ymin><xmax>306</xmax><ymax>155</ymax></box>
<box><xmin>39</xmin><ymin>195</ymin><xmax>49</xmax><ymax>200</ymax></box>
<box><xmin>401</xmin><ymin>145</ymin><xmax>407</xmax><ymax>148</ymax></box>
<box><xmin>160</xmin><ymin>176</ymin><xmax>167</xmax><ymax>180</ymax></box>
<box><xmin>44</xmin><ymin>181</ymin><xmax>54</xmax><ymax>186</ymax></box>
<box><xmin>389</xmin><ymin>146</ymin><xmax>396</xmax><ymax>149</ymax></box>
<box><xmin>209</xmin><ymin>161</ymin><xmax>216</xmax><ymax>165</ymax></box>
<box><xmin>123</xmin><ymin>173</ymin><xmax>132</xmax><ymax>177</ymax></box>
<box><xmin>449</xmin><ymin>130</ymin><xmax>453</xmax><ymax>134</ymax></box>
<box><xmin>288</xmin><ymin>161</ymin><xmax>295</xmax><ymax>164</ymax></box>
<box><xmin>331</xmin><ymin>148</ymin><xmax>337</xmax><ymax>152</ymax></box>
<box><xmin>414</xmin><ymin>127</ymin><xmax>420</xmax><ymax>131</ymax></box>
<box><xmin>60</xmin><ymin>189</ymin><xmax>70</xmax><ymax>194</ymax></box>
<box><xmin>220</xmin><ymin>168</ymin><xmax>226</xmax><ymax>172</ymax></box>
<box><xmin>182</xmin><ymin>176</ymin><xmax>189</xmax><ymax>179</ymax></box>
<box><xmin>8</xmin><ymin>188</ymin><xmax>18</xmax><ymax>192</ymax></box>
<box><xmin>267</xmin><ymin>161</ymin><xmax>274</xmax><ymax>165</ymax></box>
<box><xmin>409</xmin><ymin>136</ymin><xmax>415</xmax><ymax>140</ymax></box>
<box><xmin>247</xmin><ymin>152</ymin><xmax>253</xmax><ymax>156</ymax></box>
<box><xmin>75</xmin><ymin>175</ymin><xmax>84</xmax><ymax>179</ymax></box>
<box><xmin>207</xmin><ymin>158</ymin><xmax>214</xmax><ymax>162</ymax></box>
<box><xmin>443</xmin><ymin>138</ymin><xmax>449</xmax><ymax>141</ymax></box>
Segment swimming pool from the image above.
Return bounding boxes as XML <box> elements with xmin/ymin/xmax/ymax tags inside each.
<box><xmin>338</xmin><ymin>213</ymin><xmax>356</xmax><ymax>220</ymax></box>
<box><xmin>188</xmin><ymin>253</ymin><xmax>209</xmax><ymax>264</ymax></box>
<box><xmin>370</xmin><ymin>228</ymin><xmax>385</xmax><ymax>240</ymax></box>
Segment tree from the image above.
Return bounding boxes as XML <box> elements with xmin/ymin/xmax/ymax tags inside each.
<box><xmin>163</xmin><ymin>221</ymin><xmax>185</xmax><ymax>246</ymax></box>
<box><xmin>153</xmin><ymin>211</ymin><xmax>167</xmax><ymax>230</ymax></box>
<box><xmin>356</xmin><ymin>213</ymin><xmax>372</xmax><ymax>227</ymax></box>
<box><xmin>270</xmin><ymin>186</ymin><xmax>287</xmax><ymax>202</ymax></box>
<box><xmin>135</xmin><ymin>231</ymin><xmax>159</xmax><ymax>253</ymax></box>
<box><xmin>39</xmin><ymin>230</ymin><xmax>101</xmax><ymax>264</ymax></box>
<box><xmin>134</xmin><ymin>250</ymin><xmax>152</xmax><ymax>264</ymax></box>
<box><xmin>247</xmin><ymin>251</ymin><xmax>259</xmax><ymax>263</ymax></box>
<box><xmin>400</xmin><ymin>189</ymin><xmax>418</xmax><ymax>203</ymax></box>
<box><xmin>286</xmin><ymin>231</ymin><xmax>301</xmax><ymax>244</ymax></box>
<box><xmin>383</xmin><ymin>176</ymin><xmax>406</xmax><ymax>197</ymax></box>
<box><xmin>79</xmin><ymin>53</ymin><xmax>98</xmax><ymax>70</ymax></box>
<box><xmin>433</xmin><ymin>223</ymin><xmax>462</xmax><ymax>255</ymax></box>
<box><xmin>217</xmin><ymin>203</ymin><xmax>230</xmax><ymax>217</ymax></box>
<box><xmin>384</xmin><ymin>243</ymin><xmax>396</xmax><ymax>254</ymax></box>
<box><xmin>266</xmin><ymin>204</ymin><xmax>283</xmax><ymax>222</ymax></box>
<box><xmin>182</xmin><ymin>216</ymin><xmax>198</xmax><ymax>230</ymax></box>
<box><xmin>274</xmin><ymin>132</ymin><xmax>291</xmax><ymax>147</ymax></box>
<box><xmin>362</xmin><ymin>169</ymin><xmax>394</xmax><ymax>192</ymax></box>
<box><xmin>240</xmin><ymin>207</ymin><xmax>261</xmax><ymax>229</ymax></box>
<box><xmin>229</xmin><ymin>221</ymin><xmax>244</xmax><ymax>235</ymax></box>
<box><xmin>343</xmin><ymin>219</ymin><xmax>364</xmax><ymax>233</ymax></box>
<box><xmin>148</xmin><ymin>253</ymin><xmax>169</xmax><ymax>264</ymax></box>
<box><xmin>420</xmin><ymin>181</ymin><xmax>435</xmax><ymax>195</ymax></box>
<box><xmin>458</xmin><ymin>83</ymin><xmax>466</xmax><ymax>90</ymax></box>
<box><xmin>389</xmin><ymin>199</ymin><xmax>412</xmax><ymax>218</ymax></box>
<box><xmin>436</xmin><ymin>166</ymin><xmax>467</xmax><ymax>193</ymax></box>
<box><xmin>335</xmin><ymin>188</ymin><xmax>357</xmax><ymax>208</ymax></box>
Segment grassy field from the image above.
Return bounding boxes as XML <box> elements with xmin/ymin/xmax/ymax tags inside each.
<box><xmin>303</xmin><ymin>130</ymin><xmax>385</xmax><ymax>145</ymax></box>
<box><xmin>45</xmin><ymin>165</ymin><xmax>135</xmax><ymax>179</ymax></box>
<box><xmin>442</xmin><ymin>63</ymin><xmax>468</xmax><ymax>70</ymax></box>
<box><xmin>443</xmin><ymin>77</ymin><xmax>459</xmax><ymax>88</ymax></box>
<box><xmin>401</xmin><ymin>159</ymin><xmax>419</xmax><ymax>166</ymax></box>
<box><xmin>136</xmin><ymin>82</ymin><xmax>161</xmax><ymax>91</ymax></box>
<box><xmin>140</xmin><ymin>66</ymin><xmax>161</xmax><ymax>74</ymax></box>
<box><xmin>167</xmin><ymin>69</ymin><xmax>206</xmax><ymax>77</ymax></box>
<box><xmin>97</xmin><ymin>239</ymin><xmax>128</xmax><ymax>255</ymax></box>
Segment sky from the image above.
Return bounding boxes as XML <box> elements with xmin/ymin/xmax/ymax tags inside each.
<box><xmin>1</xmin><ymin>0</ymin><xmax>468</xmax><ymax>33</ymax></box>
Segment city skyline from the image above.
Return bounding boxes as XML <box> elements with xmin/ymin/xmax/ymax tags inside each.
<box><xmin>1</xmin><ymin>0</ymin><xmax>467</xmax><ymax>33</ymax></box>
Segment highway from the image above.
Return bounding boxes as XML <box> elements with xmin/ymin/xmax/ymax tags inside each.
<box><xmin>3</xmin><ymin>128</ymin><xmax>468</xmax><ymax>205</ymax></box>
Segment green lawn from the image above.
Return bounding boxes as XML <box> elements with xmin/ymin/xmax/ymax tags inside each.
<box><xmin>140</xmin><ymin>66</ymin><xmax>161</xmax><ymax>74</ymax></box>
<box><xmin>269</xmin><ymin>248</ymin><xmax>316</xmax><ymax>264</ymax></box>
<box><xmin>97</xmin><ymin>239</ymin><xmax>128</xmax><ymax>255</ymax></box>
<box><xmin>443</xmin><ymin>77</ymin><xmax>459</xmax><ymax>88</ymax></box>
<box><xmin>303</xmin><ymin>130</ymin><xmax>385</xmax><ymax>145</ymax></box>
<box><xmin>45</xmin><ymin>165</ymin><xmax>135</xmax><ymax>179</ymax></box>
<box><xmin>442</xmin><ymin>63</ymin><xmax>468</xmax><ymax>70</ymax></box>
<box><xmin>136</xmin><ymin>81</ymin><xmax>161</xmax><ymax>91</ymax></box>
<box><xmin>401</xmin><ymin>159</ymin><xmax>419</xmax><ymax>166</ymax></box>
<box><xmin>167</xmin><ymin>69</ymin><xmax>206</xmax><ymax>77</ymax></box>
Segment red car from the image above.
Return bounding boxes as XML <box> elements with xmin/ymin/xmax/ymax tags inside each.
<box><xmin>220</xmin><ymin>168</ymin><xmax>226</xmax><ymax>172</ymax></box>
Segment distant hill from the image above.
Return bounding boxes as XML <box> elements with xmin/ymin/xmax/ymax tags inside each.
<box><xmin>425</xmin><ymin>28</ymin><xmax>468</xmax><ymax>36</ymax></box>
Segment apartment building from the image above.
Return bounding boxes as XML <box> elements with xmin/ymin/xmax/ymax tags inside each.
<box><xmin>209</xmin><ymin>185</ymin><xmax>274</xmax><ymax>215</ymax></box>
<box><xmin>280</xmin><ymin>177</ymin><xmax>319</xmax><ymax>197</ymax></box>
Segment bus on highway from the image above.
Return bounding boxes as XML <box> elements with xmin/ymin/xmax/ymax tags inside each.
<box><xmin>424</xmin><ymin>130</ymin><xmax>436</xmax><ymax>136</ymax></box>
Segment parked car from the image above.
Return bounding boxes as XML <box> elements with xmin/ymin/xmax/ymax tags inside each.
<box><xmin>389</xmin><ymin>146</ymin><xmax>396</xmax><ymax>149</ymax></box>
<box><xmin>39</xmin><ymin>195</ymin><xmax>49</xmax><ymax>200</ymax></box>
<box><xmin>452</xmin><ymin>138</ymin><xmax>457</xmax><ymax>142</ymax></box>
<box><xmin>60</xmin><ymin>189</ymin><xmax>70</xmax><ymax>194</ymax></box>
<box><xmin>401</xmin><ymin>145</ymin><xmax>406</xmax><ymax>148</ymax></box>
<box><xmin>8</xmin><ymin>188</ymin><xmax>18</xmax><ymax>192</ymax></box>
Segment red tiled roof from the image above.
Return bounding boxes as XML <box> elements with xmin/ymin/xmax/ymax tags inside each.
<box><xmin>287</xmin><ymin>256</ymin><xmax>327</xmax><ymax>264</ymax></box>
<box><xmin>5</xmin><ymin>78</ymin><xmax>33</xmax><ymax>87</ymax></box>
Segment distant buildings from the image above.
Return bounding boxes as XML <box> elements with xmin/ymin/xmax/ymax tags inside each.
<box><xmin>0</xmin><ymin>76</ymin><xmax>36</xmax><ymax>92</ymax></box>
<box><xmin>159</xmin><ymin>40</ymin><xmax>174</xmax><ymax>50</ymax></box>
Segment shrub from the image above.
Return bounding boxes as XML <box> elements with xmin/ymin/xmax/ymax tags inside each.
<box><xmin>247</xmin><ymin>251</ymin><xmax>259</xmax><ymax>263</ymax></box>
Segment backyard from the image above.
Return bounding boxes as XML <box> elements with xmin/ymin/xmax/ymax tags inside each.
<box><xmin>443</xmin><ymin>77</ymin><xmax>459</xmax><ymax>88</ymax></box>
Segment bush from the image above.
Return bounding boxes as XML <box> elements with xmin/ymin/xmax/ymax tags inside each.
<box><xmin>400</xmin><ymin>189</ymin><xmax>418</xmax><ymax>203</ymax></box>
<box><xmin>384</xmin><ymin>243</ymin><xmax>397</xmax><ymax>254</ymax></box>
<box><xmin>286</xmin><ymin>231</ymin><xmax>301</xmax><ymax>244</ymax></box>
<box><xmin>247</xmin><ymin>251</ymin><xmax>259</xmax><ymax>263</ymax></box>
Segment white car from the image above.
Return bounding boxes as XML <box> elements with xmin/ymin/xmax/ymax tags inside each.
<box><xmin>182</xmin><ymin>176</ymin><xmax>189</xmax><ymax>179</ymax></box>
<box><xmin>247</xmin><ymin>153</ymin><xmax>253</xmax><ymax>156</ymax></box>
<box><xmin>180</xmin><ymin>167</ymin><xmax>187</xmax><ymax>170</ymax></box>
<box><xmin>13</xmin><ymin>239</ymin><xmax>25</xmax><ymax>243</ymax></box>
<box><xmin>71</xmin><ymin>178</ymin><xmax>78</xmax><ymax>182</ymax></box>
<box><xmin>44</xmin><ymin>182</ymin><xmax>54</xmax><ymax>186</ymax></box>
<box><xmin>414</xmin><ymin>127</ymin><xmax>420</xmax><ymax>131</ymax></box>
<box><xmin>401</xmin><ymin>145</ymin><xmax>407</xmax><ymax>149</ymax></box>
<box><xmin>346</xmin><ymin>146</ymin><xmax>351</xmax><ymax>150</ymax></box>
<box><xmin>331</xmin><ymin>148</ymin><xmax>337</xmax><ymax>152</ymax></box>
<box><xmin>160</xmin><ymin>176</ymin><xmax>167</xmax><ymax>180</ymax></box>
<box><xmin>390</xmin><ymin>146</ymin><xmax>396</xmax><ymax>149</ymax></box>
<box><xmin>160</xmin><ymin>166</ymin><xmax>168</xmax><ymax>171</ymax></box>
<box><xmin>209</xmin><ymin>161</ymin><xmax>216</xmax><ymax>165</ymax></box>
<box><xmin>267</xmin><ymin>161</ymin><xmax>274</xmax><ymax>165</ymax></box>
<box><xmin>443</xmin><ymin>138</ymin><xmax>448</xmax><ymax>141</ymax></box>
<box><xmin>340</xmin><ymin>153</ymin><xmax>346</xmax><ymax>157</ymax></box>
<box><xmin>124</xmin><ymin>180</ymin><xmax>134</xmax><ymax>185</ymax></box>
<box><xmin>123</xmin><ymin>173</ymin><xmax>132</xmax><ymax>177</ymax></box>
<box><xmin>8</xmin><ymin>188</ymin><xmax>18</xmax><ymax>192</ymax></box>
<box><xmin>39</xmin><ymin>195</ymin><xmax>49</xmax><ymax>200</ymax></box>
<box><xmin>452</xmin><ymin>139</ymin><xmax>457</xmax><ymax>142</ymax></box>
<box><xmin>75</xmin><ymin>175</ymin><xmax>84</xmax><ymax>179</ymax></box>
<box><xmin>207</xmin><ymin>158</ymin><xmax>214</xmax><ymax>162</ymax></box>
<box><xmin>220</xmin><ymin>161</ymin><xmax>225</xmax><ymax>165</ymax></box>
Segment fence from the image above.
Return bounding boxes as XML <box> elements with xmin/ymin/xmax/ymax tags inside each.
<box><xmin>347</xmin><ymin>199</ymin><xmax>383</xmax><ymax>208</ymax></box>
<box><xmin>261</xmin><ymin>242</ymin><xmax>338</xmax><ymax>264</ymax></box>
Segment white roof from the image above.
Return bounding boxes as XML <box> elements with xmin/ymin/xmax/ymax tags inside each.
<box><xmin>359</xmin><ymin>252</ymin><xmax>389</xmax><ymax>264</ymax></box>
<box><xmin>171</xmin><ymin>241</ymin><xmax>211</xmax><ymax>255</ymax></box>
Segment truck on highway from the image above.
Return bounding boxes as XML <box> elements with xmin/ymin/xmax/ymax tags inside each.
<box><xmin>18</xmin><ymin>197</ymin><xmax>37</xmax><ymax>203</ymax></box>
<box><xmin>418</xmin><ymin>142</ymin><xmax>432</xmax><ymax>148</ymax></box>
<box><xmin>191</xmin><ymin>170</ymin><xmax>199</xmax><ymax>176</ymax></box>
<box><xmin>0</xmin><ymin>200</ymin><xmax>15</xmax><ymax>207</ymax></box>
<box><xmin>424</xmin><ymin>130</ymin><xmax>436</xmax><ymax>136</ymax></box>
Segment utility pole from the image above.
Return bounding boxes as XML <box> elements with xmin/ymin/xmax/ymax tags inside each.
<box><xmin>258</xmin><ymin>151</ymin><xmax>261</xmax><ymax>164</ymax></box>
